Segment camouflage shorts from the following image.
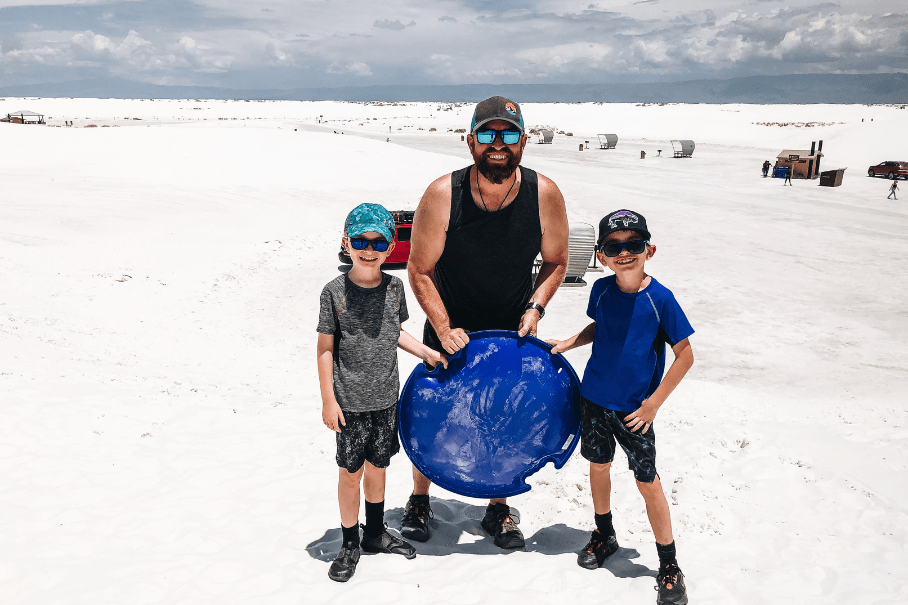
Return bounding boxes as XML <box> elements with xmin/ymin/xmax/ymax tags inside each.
<box><xmin>579</xmin><ymin>397</ymin><xmax>658</xmax><ymax>483</ymax></box>
<box><xmin>335</xmin><ymin>403</ymin><xmax>400</xmax><ymax>473</ymax></box>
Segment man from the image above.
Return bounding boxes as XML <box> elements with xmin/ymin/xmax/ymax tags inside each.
<box><xmin>402</xmin><ymin>96</ymin><xmax>569</xmax><ymax>549</ymax></box>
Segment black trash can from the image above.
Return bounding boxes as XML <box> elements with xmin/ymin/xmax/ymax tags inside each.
<box><xmin>819</xmin><ymin>168</ymin><xmax>845</xmax><ymax>187</ymax></box>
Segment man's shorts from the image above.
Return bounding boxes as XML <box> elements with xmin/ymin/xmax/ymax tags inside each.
<box><xmin>335</xmin><ymin>403</ymin><xmax>400</xmax><ymax>474</ymax></box>
<box><xmin>579</xmin><ymin>397</ymin><xmax>658</xmax><ymax>483</ymax></box>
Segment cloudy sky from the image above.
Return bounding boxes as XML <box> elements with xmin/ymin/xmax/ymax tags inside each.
<box><xmin>1</xmin><ymin>0</ymin><xmax>906</xmax><ymax>89</ymax></box>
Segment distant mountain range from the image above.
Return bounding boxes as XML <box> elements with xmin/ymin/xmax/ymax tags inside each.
<box><xmin>2</xmin><ymin>73</ymin><xmax>906</xmax><ymax>104</ymax></box>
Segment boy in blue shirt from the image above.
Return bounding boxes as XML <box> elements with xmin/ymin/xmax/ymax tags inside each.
<box><xmin>548</xmin><ymin>209</ymin><xmax>694</xmax><ymax>605</ymax></box>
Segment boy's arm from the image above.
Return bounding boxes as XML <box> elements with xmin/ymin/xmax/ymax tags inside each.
<box><xmin>546</xmin><ymin>322</ymin><xmax>596</xmax><ymax>354</ymax></box>
<box><xmin>317</xmin><ymin>332</ymin><xmax>345</xmax><ymax>432</ymax></box>
<box><xmin>624</xmin><ymin>338</ymin><xmax>694</xmax><ymax>434</ymax></box>
<box><xmin>399</xmin><ymin>327</ymin><xmax>449</xmax><ymax>369</ymax></box>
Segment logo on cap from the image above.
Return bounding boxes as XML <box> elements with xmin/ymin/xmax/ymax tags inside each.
<box><xmin>505</xmin><ymin>102</ymin><xmax>518</xmax><ymax>116</ymax></box>
<box><xmin>608</xmin><ymin>211</ymin><xmax>639</xmax><ymax>229</ymax></box>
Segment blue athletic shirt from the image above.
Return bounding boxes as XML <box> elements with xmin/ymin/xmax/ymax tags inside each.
<box><xmin>581</xmin><ymin>275</ymin><xmax>694</xmax><ymax>413</ymax></box>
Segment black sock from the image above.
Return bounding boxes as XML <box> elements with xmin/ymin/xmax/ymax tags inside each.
<box><xmin>410</xmin><ymin>494</ymin><xmax>430</xmax><ymax>505</ymax></box>
<box><xmin>595</xmin><ymin>511</ymin><xmax>614</xmax><ymax>536</ymax></box>
<box><xmin>364</xmin><ymin>500</ymin><xmax>385</xmax><ymax>538</ymax></box>
<box><xmin>656</xmin><ymin>541</ymin><xmax>677</xmax><ymax>567</ymax></box>
<box><xmin>341</xmin><ymin>523</ymin><xmax>360</xmax><ymax>546</ymax></box>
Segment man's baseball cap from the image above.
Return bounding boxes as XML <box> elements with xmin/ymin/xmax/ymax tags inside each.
<box><xmin>597</xmin><ymin>209</ymin><xmax>651</xmax><ymax>244</ymax></box>
<box><xmin>344</xmin><ymin>203</ymin><xmax>396</xmax><ymax>242</ymax></box>
<box><xmin>470</xmin><ymin>96</ymin><xmax>525</xmax><ymax>134</ymax></box>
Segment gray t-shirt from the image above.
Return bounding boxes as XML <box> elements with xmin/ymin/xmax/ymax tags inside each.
<box><xmin>317</xmin><ymin>272</ymin><xmax>409</xmax><ymax>412</ymax></box>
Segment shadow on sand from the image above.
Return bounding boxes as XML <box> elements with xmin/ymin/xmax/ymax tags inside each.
<box><xmin>305</xmin><ymin>497</ymin><xmax>655</xmax><ymax>579</ymax></box>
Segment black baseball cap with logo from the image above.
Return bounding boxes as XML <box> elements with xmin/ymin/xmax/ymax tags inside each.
<box><xmin>597</xmin><ymin>209</ymin><xmax>651</xmax><ymax>244</ymax></box>
<box><xmin>470</xmin><ymin>96</ymin><xmax>525</xmax><ymax>134</ymax></box>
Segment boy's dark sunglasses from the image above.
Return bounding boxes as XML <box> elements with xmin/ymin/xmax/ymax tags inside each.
<box><xmin>349</xmin><ymin>237</ymin><xmax>390</xmax><ymax>252</ymax></box>
<box><xmin>475</xmin><ymin>129</ymin><xmax>522</xmax><ymax>145</ymax></box>
<box><xmin>598</xmin><ymin>239</ymin><xmax>649</xmax><ymax>257</ymax></box>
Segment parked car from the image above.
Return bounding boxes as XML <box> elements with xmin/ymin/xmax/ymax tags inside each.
<box><xmin>338</xmin><ymin>210</ymin><xmax>414</xmax><ymax>265</ymax></box>
<box><xmin>867</xmin><ymin>161</ymin><xmax>908</xmax><ymax>180</ymax></box>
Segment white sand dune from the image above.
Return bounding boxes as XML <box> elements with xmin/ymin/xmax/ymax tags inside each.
<box><xmin>1</xmin><ymin>98</ymin><xmax>906</xmax><ymax>604</ymax></box>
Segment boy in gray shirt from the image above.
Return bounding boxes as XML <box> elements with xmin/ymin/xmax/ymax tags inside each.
<box><xmin>317</xmin><ymin>203</ymin><xmax>447</xmax><ymax>582</ymax></box>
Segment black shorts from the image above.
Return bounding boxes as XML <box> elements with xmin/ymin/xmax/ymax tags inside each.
<box><xmin>579</xmin><ymin>397</ymin><xmax>658</xmax><ymax>483</ymax></box>
<box><xmin>335</xmin><ymin>404</ymin><xmax>400</xmax><ymax>473</ymax></box>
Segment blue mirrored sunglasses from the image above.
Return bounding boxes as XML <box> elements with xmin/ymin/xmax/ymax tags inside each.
<box><xmin>349</xmin><ymin>237</ymin><xmax>390</xmax><ymax>252</ymax></box>
<box><xmin>598</xmin><ymin>239</ymin><xmax>648</xmax><ymax>257</ymax></box>
<box><xmin>475</xmin><ymin>129</ymin><xmax>522</xmax><ymax>145</ymax></box>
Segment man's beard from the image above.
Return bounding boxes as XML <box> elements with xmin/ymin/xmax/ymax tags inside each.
<box><xmin>474</xmin><ymin>147</ymin><xmax>522</xmax><ymax>184</ymax></box>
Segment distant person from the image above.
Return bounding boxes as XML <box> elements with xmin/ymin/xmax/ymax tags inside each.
<box><xmin>762</xmin><ymin>160</ymin><xmax>771</xmax><ymax>178</ymax></box>
<box><xmin>547</xmin><ymin>209</ymin><xmax>694</xmax><ymax>605</ymax></box>
<box><xmin>317</xmin><ymin>203</ymin><xmax>448</xmax><ymax>582</ymax></box>
<box><xmin>403</xmin><ymin>96</ymin><xmax>569</xmax><ymax>549</ymax></box>
<box><xmin>783</xmin><ymin>166</ymin><xmax>793</xmax><ymax>185</ymax></box>
<box><xmin>888</xmin><ymin>180</ymin><xmax>899</xmax><ymax>200</ymax></box>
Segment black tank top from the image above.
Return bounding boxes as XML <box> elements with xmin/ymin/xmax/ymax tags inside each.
<box><xmin>424</xmin><ymin>165</ymin><xmax>542</xmax><ymax>348</ymax></box>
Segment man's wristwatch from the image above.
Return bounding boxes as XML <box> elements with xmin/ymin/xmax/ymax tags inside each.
<box><xmin>525</xmin><ymin>302</ymin><xmax>545</xmax><ymax>318</ymax></box>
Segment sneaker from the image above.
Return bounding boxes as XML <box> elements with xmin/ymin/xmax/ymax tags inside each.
<box><xmin>577</xmin><ymin>529</ymin><xmax>619</xmax><ymax>569</ymax></box>
<box><xmin>655</xmin><ymin>563</ymin><xmax>688</xmax><ymax>605</ymax></box>
<box><xmin>360</xmin><ymin>524</ymin><xmax>417</xmax><ymax>559</ymax></box>
<box><xmin>400</xmin><ymin>495</ymin><xmax>432</xmax><ymax>542</ymax></box>
<box><xmin>480</xmin><ymin>503</ymin><xmax>525</xmax><ymax>550</ymax></box>
<box><xmin>328</xmin><ymin>540</ymin><xmax>360</xmax><ymax>583</ymax></box>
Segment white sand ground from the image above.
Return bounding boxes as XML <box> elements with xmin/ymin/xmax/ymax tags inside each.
<box><xmin>1</xmin><ymin>98</ymin><xmax>907</xmax><ymax>604</ymax></box>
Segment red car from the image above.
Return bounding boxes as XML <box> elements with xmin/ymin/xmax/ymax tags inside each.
<box><xmin>867</xmin><ymin>161</ymin><xmax>908</xmax><ymax>180</ymax></box>
<box><xmin>339</xmin><ymin>210</ymin><xmax>414</xmax><ymax>265</ymax></box>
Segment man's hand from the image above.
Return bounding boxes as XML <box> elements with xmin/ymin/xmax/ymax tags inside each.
<box><xmin>437</xmin><ymin>327</ymin><xmax>470</xmax><ymax>354</ymax></box>
<box><xmin>517</xmin><ymin>309</ymin><xmax>541</xmax><ymax>337</ymax></box>
<box><xmin>624</xmin><ymin>399</ymin><xmax>659</xmax><ymax>434</ymax></box>
<box><xmin>322</xmin><ymin>398</ymin><xmax>345</xmax><ymax>433</ymax></box>
<box><xmin>424</xmin><ymin>348</ymin><xmax>449</xmax><ymax>369</ymax></box>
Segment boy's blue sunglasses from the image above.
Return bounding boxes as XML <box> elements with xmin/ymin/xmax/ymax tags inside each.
<box><xmin>598</xmin><ymin>239</ymin><xmax>648</xmax><ymax>257</ymax></box>
<box><xmin>474</xmin><ymin>129</ymin><xmax>522</xmax><ymax>145</ymax></box>
<box><xmin>349</xmin><ymin>237</ymin><xmax>390</xmax><ymax>252</ymax></box>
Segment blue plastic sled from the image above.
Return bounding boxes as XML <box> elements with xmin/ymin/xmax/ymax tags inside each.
<box><xmin>398</xmin><ymin>330</ymin><xmax>581</xmax><ymax>499</ymax></box>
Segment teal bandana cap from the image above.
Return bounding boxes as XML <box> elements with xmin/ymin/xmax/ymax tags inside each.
<box><xmin>344</xmin><ymin>203</ymin><xmax>396</xmax><ymax>242</ymax></box>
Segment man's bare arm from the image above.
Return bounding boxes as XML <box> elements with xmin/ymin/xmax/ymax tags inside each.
<box><xmin>407</xmin><ymin>174</ymin><xmax>471</xmax><ymax>354</ymax></box>
<box><xmin>517</xmin><ymin>173</ymin><xmax>569</xmax><ymax>337</ymax></box>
